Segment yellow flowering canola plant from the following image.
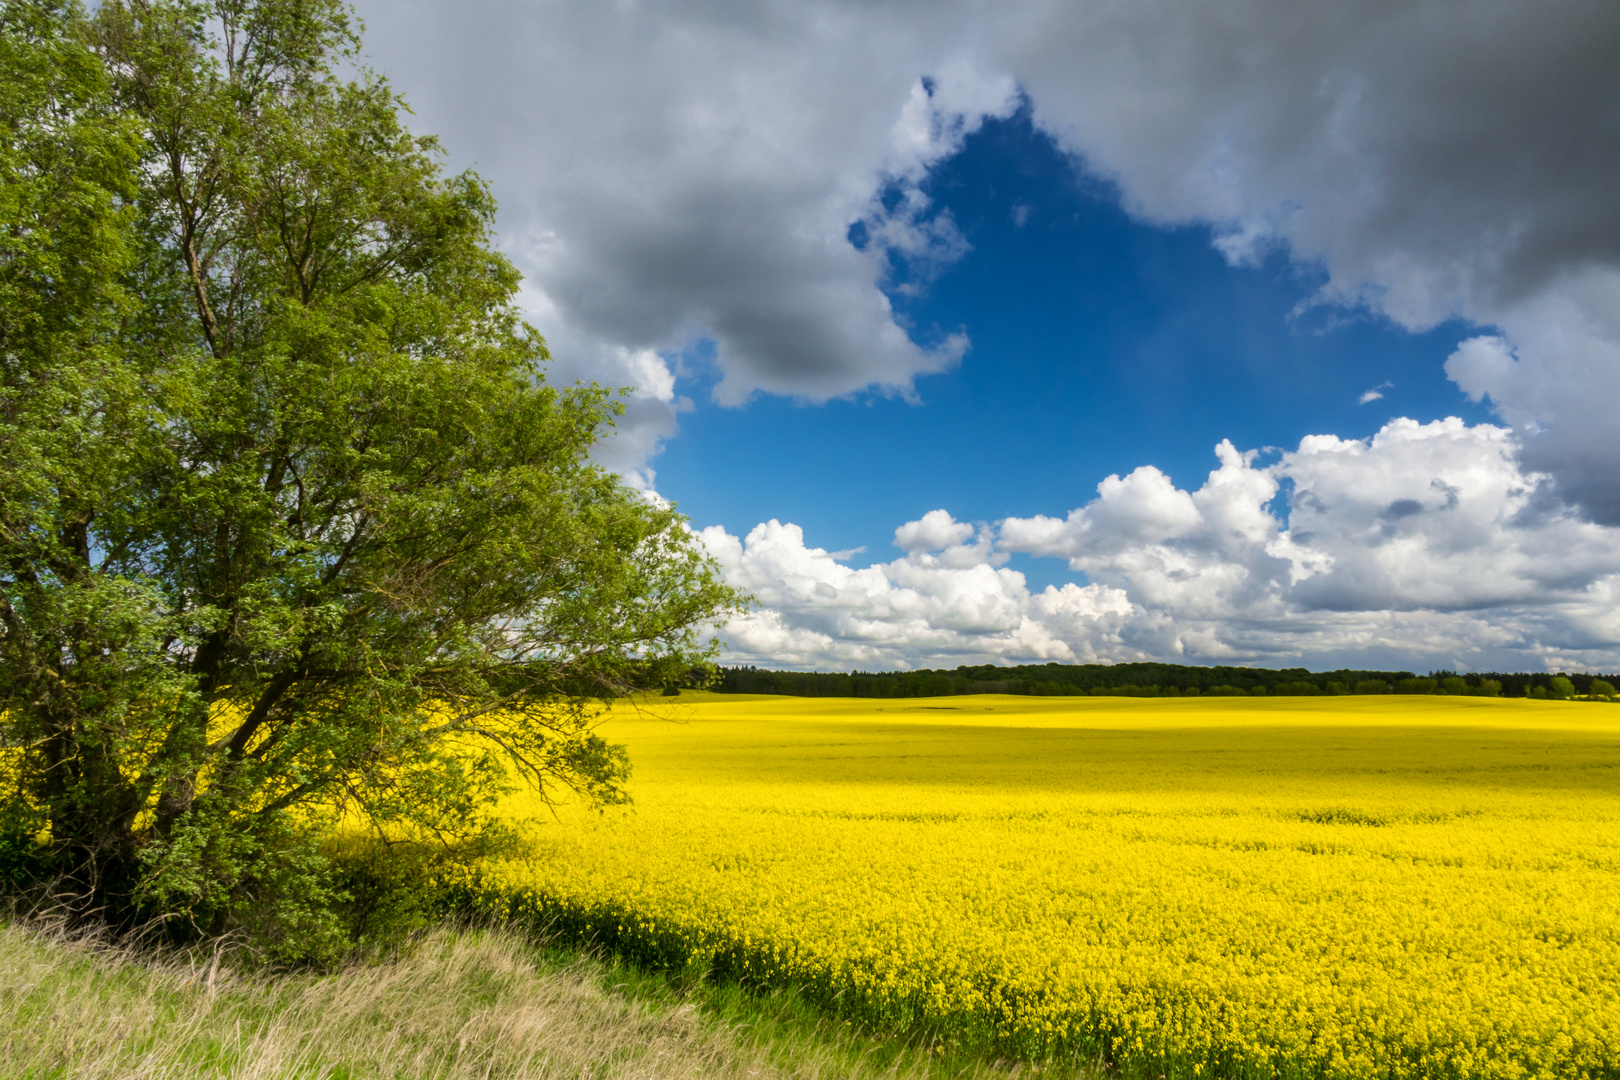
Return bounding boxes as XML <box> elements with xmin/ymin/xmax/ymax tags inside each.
<box><xmin>465</xmin><ymin>693</ymin><xmax>1620</xmax><ymax>1079</ymax></box>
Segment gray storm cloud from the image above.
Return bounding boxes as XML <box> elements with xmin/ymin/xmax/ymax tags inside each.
<box><xmin>353</xmin><ymin>0</ymin><xmax>1620</xmax><ymax>519</ymax></box>
<box><xmin>355</xmin><ymin>0</ymin><xmax>994</xmax><ymax>416</ymax></box>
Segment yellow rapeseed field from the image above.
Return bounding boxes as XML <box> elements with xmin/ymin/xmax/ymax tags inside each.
<box><xmin>467</xmin><ymin>693</ymin><xmax>1620</xmax><ymax>1079</ymax></box>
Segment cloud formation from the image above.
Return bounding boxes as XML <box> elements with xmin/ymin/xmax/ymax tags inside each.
<box><xmin>699</xmin><ymin>517</ymin><xmax>1133</xmax><ymax>670</ymax></box>
<box><xmin>998</xmin><ymin>0</ymin><xmax>1620</xmax><ymax>520</ymax></box>
<box><xmin>357</xmin><ymin>0</ymin><xmax>1007</xmax><ymax>420</ymax></box>
<box><xmin>703</xmin><ymin>420</ymin><xmax>1620</xmax><ymax>672</ymax></box>
<box><xmin>1444</xmin><ymin>270</ymin><xmax>1620</xmax><ymax>522</ymax></box>
<box><xmin>356</xmin><ymin>0</ymin><xmax>1620</xmax><ymax>517</ymax></box>
<box><xmin>352</xmin><ymin>1</ymin><xmax>1620</xmax><ymax>665</ymax></box>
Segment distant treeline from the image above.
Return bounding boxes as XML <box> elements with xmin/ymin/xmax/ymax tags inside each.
<box><xmin>712</xmin><ymin>663</ymin><xmax>1620</xmax><ymax>700</ymax></box>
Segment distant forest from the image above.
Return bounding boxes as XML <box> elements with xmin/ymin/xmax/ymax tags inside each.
<box><xmin>712</xmin><ymin>663</ymin><xmax>1620</xmax><ymax>700</ymax></box>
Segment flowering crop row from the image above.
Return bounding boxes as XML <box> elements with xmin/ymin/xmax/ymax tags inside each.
<box><xmin>466</xmin><ymin>694</ymin><xmax>1620</xmax><ymax>1079</ymax></box>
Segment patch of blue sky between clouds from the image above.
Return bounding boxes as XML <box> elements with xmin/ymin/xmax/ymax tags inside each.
<box><xmin>655</xmin><ymin>105</ymin><xmax>1497</xmax><ymax>591</ymax></box>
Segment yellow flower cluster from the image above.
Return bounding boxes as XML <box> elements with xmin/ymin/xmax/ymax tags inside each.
<box><xmin>469</xmin><ymin>694</ymin><xmax>1620</xmax><ymax>1079</ymax></box>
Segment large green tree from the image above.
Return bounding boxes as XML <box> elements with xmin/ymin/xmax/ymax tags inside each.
<box><xmin>0</xmin><ymin>0</ymin><xmax>740</xmax><ymax>952</ymax></box>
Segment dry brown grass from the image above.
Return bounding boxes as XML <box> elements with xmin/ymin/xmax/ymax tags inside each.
<box><xmin>0</xmin><ymin>919</ymin><xmax>993</xmax><ymax>1080</ymax></box>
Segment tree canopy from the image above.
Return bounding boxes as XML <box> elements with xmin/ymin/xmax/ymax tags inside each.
<box><xmin>0</xmin><ymin>0</ymin><xmax>741</xmax><ymax>955</ymax></box>
<box><xmin>714</xmin><ymin>663</ymin><xmax>1619</xmax><ymax>700</ymax></box>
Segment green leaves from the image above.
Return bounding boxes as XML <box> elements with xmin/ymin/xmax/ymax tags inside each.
<box><xmin>0</xmin><ymin>0</ymin><xmax>743</xmax><ymax>954</ymax></box>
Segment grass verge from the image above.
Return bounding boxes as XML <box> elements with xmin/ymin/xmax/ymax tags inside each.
<box><xmin>0</xmin><ymin>916</ymin><xmax>1090</xmax><ymax>1079</ymax></box>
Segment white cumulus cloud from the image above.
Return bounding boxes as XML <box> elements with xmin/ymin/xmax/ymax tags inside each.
<box><xmin>706</xmin><ymin>421</ymin><xmax>1620</xmax><ymax>672</ymax></box>
<box><xmin>698</xmin><ymin>515</ymin><xmax>1131</xmax><ymax>670</ymax></box>
<box><xmin>894</xmin><ymin>509</ymin><xmax>976</xmax><ymax>553</ymax></box>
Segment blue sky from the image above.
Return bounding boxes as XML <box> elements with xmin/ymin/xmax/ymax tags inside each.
<box><xmin>655</xmin><ymin>105</ymin><xmax>1495</xmax><ymax>590</ymax></box>
<box><xmin>359</xmin><ymin>0</ymin><xmax>1620</xmax><ymax>673</ymax></box>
